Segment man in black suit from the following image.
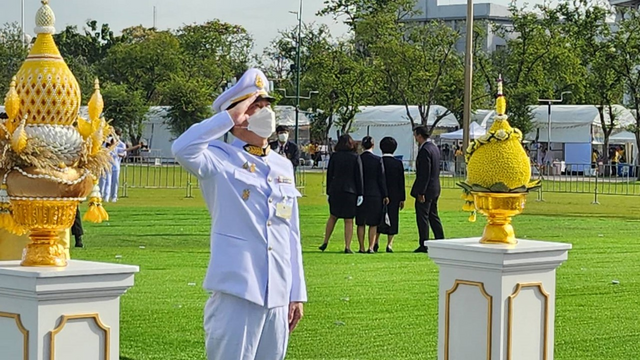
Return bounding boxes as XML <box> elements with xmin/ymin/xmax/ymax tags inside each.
<box><xmin>410</xmin><ymin>125</ymin><xmax>444</xmax><ymax>253</ymax></box>
<box><xmin>269</xmin><ymin>125</ymin><xmax>300</xmax><ymax>171</ymax></box>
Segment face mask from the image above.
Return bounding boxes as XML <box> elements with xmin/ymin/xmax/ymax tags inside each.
<box><xmin>278</xmin><ymin>133</ymin><xmax>289</xmax><ymax>143</ymax></box>
<box><xmin>246</xmin><ymin>107</ymin><xmax>276</xmax><ymax>138</ymax></box>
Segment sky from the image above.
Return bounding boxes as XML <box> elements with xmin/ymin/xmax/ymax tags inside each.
<box><xmin>0</xmin><ymin>0</ymin><xmax>545</xmax><ymax>54</ymax></box>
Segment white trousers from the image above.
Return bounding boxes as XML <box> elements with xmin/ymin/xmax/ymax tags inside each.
<box><xmin>204</xmin><ymin>292</ymin><xmax>289</xmax><ymax>360</ymax></box>
<box><xmin>100</xmin><ymin>168</ymin><xmax>120</xmax><ymax>202</ymax></box>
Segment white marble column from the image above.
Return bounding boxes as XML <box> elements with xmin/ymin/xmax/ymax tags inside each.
<box><xmin>428</xmin><ymin>238</ymin><xmax>571</xmax><ymax>360</ymax></box>
<box><xmin>0</xmin><ymin>260</ymin><xmax>139</xmax><ymax>360</ymax></box>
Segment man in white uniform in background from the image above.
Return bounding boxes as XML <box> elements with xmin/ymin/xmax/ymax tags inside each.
<box><xmin>171</xmin><ymin>68</ymin><xmax>307</xmax><ymax>360</ymax></box>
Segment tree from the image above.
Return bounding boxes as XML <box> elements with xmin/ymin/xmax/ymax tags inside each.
<box><xmin>305</xmin><ymin>39</ymin><xmax>376</xmax><ymax>134</ymax></box>
<box><xmin>161</xmin><ymin>76</ymin><xmax>213</xmax><ymax>137</ymax></box>
<box><xmin>612</xmin><ymin>8</ymin><xmax>640</xmax><ymax>176</ymax></box>
<box><xmin>0</xmin><ymin>23</ymin><xmax>28</xmax><ymax>96</ymax></box>
<box><xmin>100</xmin><ymin>29</ymin><xmax>182</xmax><ymax>104</ymax></box>
<box><xmin>176</xmin><ymin>20</ymin><xmax>253</xmax><ymax>94</ymax></box>
<box><xmin>53</xmin><ymin>21</ymin><xmax>122</xmax><ymax>101</ymax></box>
<box><xmin>54</xmin><ymin>21</ymin><xmax>120</xmax><ymax>64</ymax></box>
<box><xmin>317</xmin><ymin>0</ymin><xmax>416</xmax><ymax>30</ymax></box>
<box><xmin>555</xmin><ymin>1</ymin><xmax>622</xmax><ymax>163</ymax></box>
<box><xmin>262</xmin><ymin>23</ymin><xmax>332</xmax><ymax>84</ymax></box>
<box><xmin>101</xmin><ymin>84</ymin><xmax>149</xmax><ymax>146</ymax></box>
<box><xmin>265</xmin><ymin>22</ymin><xmax>376</xmax><ymax>137</ymax></box>
<box><xmin>363</xmin><ymin>17</ymin><xmax>467</xmax><ymax>133</ymax></box>
<box><xmin>485</xmin><ymin>3</ymin><xmax>585</xmax><ymax>135</ymax></box>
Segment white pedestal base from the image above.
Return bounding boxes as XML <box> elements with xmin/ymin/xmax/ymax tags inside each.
<box><xmin>428</xmin><ymin>238</ymin><xmax>571</xmax><ymax>360</ymax></box>
<box><xmin>0</xmin><ymin>260</ymin><xmax>139</xmax><ymax>360</ymax></box>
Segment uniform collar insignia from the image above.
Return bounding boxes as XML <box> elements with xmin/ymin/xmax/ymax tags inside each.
<box><xmin>243</xmin><ymin>144</ymin><xmax>270</xmax><ymax>157</ymax></box>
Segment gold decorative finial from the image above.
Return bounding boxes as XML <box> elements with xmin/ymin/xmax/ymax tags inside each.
<box><xmin>35</xmin><ymin>0</ymin><xmax>56</xmax><ymax>34</ymax></box>
<box><xmin>4</xmin><ymin>76</ymin><xmax>20</xmax><ymax>122</ymax></box>
<box><xmin>88</xmin><ymin>78</ymin><xmax>104</xmax><ymax>121</ymax></box>
<box><xmin>495</xmin><ymin>74</ymin><xmax>507</xmax><ymax>116</ymax></box>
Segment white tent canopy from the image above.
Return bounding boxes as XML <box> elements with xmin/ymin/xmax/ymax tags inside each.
<box><xmin>274</xmin><ymin>105</ymin><xmax>311</xmax><ymax>127</ymax></box>
<box><xmin>478</xmin><ymin>105</ymin><xmax>636</xmax><ymax>143</ymax></box>
<box><xmin>348</xmin><ymin>105</ymin><xmax>459</xmax><ymax>127</ymax></box>
<box><xmin>610</xmin><ymin>131</ymin><xmax>636</xmax><ymax>144</ymax></box>
<box><xmin>440</xmin><ymin>121</ymin><xmax>486</xmax><ymax>140</ymax></box>
<box><xmin>329</xmin><ymin>105</ymin><xmax>459</xmax><ymax>165</ymax></box>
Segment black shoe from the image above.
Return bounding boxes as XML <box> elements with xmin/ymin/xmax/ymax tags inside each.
<box><xmin>414</xmin><ymin>246</ymin><xmax>428</xmax><ymax>253</ymax></box>
<box><xmin>75</xmin><ymin>239</ymin><xmax>84</xmax><ymax>248</ymax></box>
<box><xmin>358</xmin><ymin>250</ymin><xmax>366</xmax><ymax>254</ymax></box>
<box><xmin>367</xmin><ymin>249</ymin><xmax>375</xmax><ymax>254</ymax></box>
<box><xmin>319</xmin><ymin>243</ymin><xmax>328</xmax><ymax>252</ymax></box>
<box><xmin>386</xmin><ymin>246</ymin><xmax>393</xmax><ymax>253</ymax></box>
<box><xmin>344</xmin><ymin>248</ymin><xmax>354</xmax><ymax>254</ymax></box>
<box><xmin>373</xmin><ymin>243</ymin><xmax>379</xmax><ymax>253</ymax></box>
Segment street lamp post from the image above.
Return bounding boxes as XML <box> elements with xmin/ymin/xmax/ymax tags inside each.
<box><xmin>462</xmin><ymin>0</ymin><xmax>474</xmax><ymax>152</ymax></box>
<box><xmin>21</xmin><ymin>0</ymin><xmax>25</xmax><ymax>47</ymax></box>
<box><xmin>277</xmin><ymin>88</ymin><xmax>318</xmax><ymax>142</ymax></box>
<box><xmin>290</xmin><ymin>0</ymin><xmax>303</xmax><ymax>145</ymax></box>
<box><xmin>538</xmin><ymin>91</ymin><xmax>572</xmax><ymax>151</ymax></box>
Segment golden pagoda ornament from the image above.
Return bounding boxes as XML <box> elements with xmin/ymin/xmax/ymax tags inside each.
<box><xmin>457</xmin><ymin>76</ymin><xmax>541</xmax><ymax>245</ymax></box>
<box><xmin>0</xmin><ymin>0</ymin><xmax>114</xmax><ymax>267</ymax></box>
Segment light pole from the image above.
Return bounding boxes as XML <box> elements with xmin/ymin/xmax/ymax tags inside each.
<box><xmin>538</xmin><ymin>91</ymin><xmax>571</xmax><ymax>151</ymax></box>
<box><xmin>277</xmin><ymin>88</ymin><xmax>318</xmax><ymax>142</ymax></box>
<box><xmin>462</xmin><ymin>0</ymin><xmax>474</xmax><ymax>152</ymax></box>
<box><xmin>21</xmin><ymin>0</ymin><xmax>25</xmax><ymax>47</ymax></box>
<box><xmin>289</xmin><ymin>0</ymin><xmax>303</xmax><ymax>145</ymax></box>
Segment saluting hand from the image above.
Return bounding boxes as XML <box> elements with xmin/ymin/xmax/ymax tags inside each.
<box><xmin>226</xmin><ymin>92</ymin><xmax>259</xmax><ymax>126</ymax></box>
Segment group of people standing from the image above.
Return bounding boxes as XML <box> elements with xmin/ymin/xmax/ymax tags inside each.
<box><xmin>320</xmin><ymin>125</ymin><xmax>445</xmax><ymax>254</ymax></box>
<box><xmin>99</xmin><ymin>129</ymin><xmax>127</xmax><ymax>203</ymax></box>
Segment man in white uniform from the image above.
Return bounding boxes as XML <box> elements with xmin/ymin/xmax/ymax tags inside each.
<box><xmin>171</xmin><ymin>68</ymin><xmax>307</xmax><ymax>360</ymax></box>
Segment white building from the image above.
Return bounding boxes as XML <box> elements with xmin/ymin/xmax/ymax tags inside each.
<box><xmin>408</xmin><ymin>0</ymin><xmax>513</xmax><ymax>52</ymax></box>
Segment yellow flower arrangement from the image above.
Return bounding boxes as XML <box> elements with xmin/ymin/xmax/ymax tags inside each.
<box><xmin>456</xmin><ymin>76</ymin><xmax>541</xmax><ymax>244</ymax></box>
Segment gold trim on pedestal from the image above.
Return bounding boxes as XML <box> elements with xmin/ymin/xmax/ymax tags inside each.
<box><xmin>0</xmin><ymin>311</ymin><xmax>29</xmax><ymax>360</ymax></box>
<box><xmin>444</xmin><ymin>280</ymin><xmax>493</xmax><ymax>360</ymax></box>
<box><xmin>49</xmin><ymin>313</ymin><xmax>110</xmax><ymax>360</ymax></box>
<box><xmin>507</xmin><ymin>282</ymin><xmax>550</xmax><ymax>360</ymax></box>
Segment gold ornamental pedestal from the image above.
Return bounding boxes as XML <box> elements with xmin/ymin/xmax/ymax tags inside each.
<box><xmin>11</xmin><ymin>199</ymin><xmax>79</xmax><ymax>266</ymax></box>
<box><xmin>472</xmin><ymin>192</ymin><xmax>527</xmax><ymax>245</ymax></box>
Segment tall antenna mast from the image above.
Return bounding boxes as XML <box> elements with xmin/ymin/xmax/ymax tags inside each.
<box><xmin>153</xmin><ymin>6</ymin><xmax>157</xmax><ymax>28</ymax></box>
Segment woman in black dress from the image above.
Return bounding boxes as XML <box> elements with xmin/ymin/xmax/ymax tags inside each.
<box><xmin>319</xmin><ymin>135</ymin><xmax>363</xmax><ymax>253</ymax></box>
<box><xmin>375</xmin><ymin>137</ymin><xmax>406</xmax><ymax>253</ymax></box>
<box><xmin>356</xmin><ymin>136</ymin><xmax>389</xmax><ymax>253</ymax></box>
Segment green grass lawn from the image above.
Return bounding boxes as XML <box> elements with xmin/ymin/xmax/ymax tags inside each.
<box><xmin>72</xmin><ymin>173</ymin><xmax>640</xmax><ymax>360</ymax></box>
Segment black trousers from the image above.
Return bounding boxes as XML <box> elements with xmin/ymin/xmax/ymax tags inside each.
<box><xmin>415</xmin><ymin>197</ymin><xmax>444</xmax><ymax>247</ymax></box>
<box><xmin>71</xmin><ymin>206</ymin><xmax>83</xmax><ymax>240</ymax></box>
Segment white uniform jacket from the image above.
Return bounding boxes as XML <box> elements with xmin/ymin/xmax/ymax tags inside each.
<box><xmin>171</xmin><ymin>111</ymin><xmax>307</xmax><ymax>308</ymax></box>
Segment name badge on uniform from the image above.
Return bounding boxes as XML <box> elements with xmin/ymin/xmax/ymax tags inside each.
<box><xmin>277</xmin><ymin>176</ymin><xmax>293</xmax><ymax>184</ymax></box>
<box><xmin>276</xmin><ymin>202</ymin><xmax>292</xmax><ymax>220</ymax></box>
